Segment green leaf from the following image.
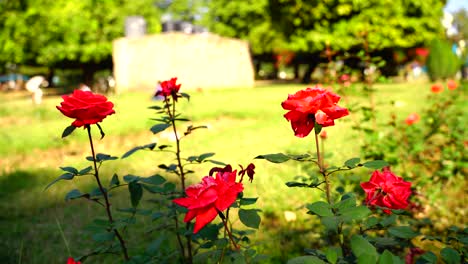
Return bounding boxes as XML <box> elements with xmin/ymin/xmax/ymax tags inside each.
<box><xmin>287</xmin><ymin>256</ymin><xmax>326</xmax><ymax>264</ymax></box>
<box><xmin>95</xmin><ymin>153</ymin><xmax>118</xmax><ymax>162</ymax></box>
<box><xmin>321</xmin><ymin>216</ymin><xmax>340</xmax><ymax>232</ymax></box>
<box><xmin>362</xmin><ymin>160</ymin><xmax>389</xmax><ymax>169</ymax></box>
<box><xmin>60</xmin><ymin>166</ymin><xmax>78</xmax><ymax>174</ymax></box>
<box><xmin>78</xmin><ymin>166</ymin><xmax>93</xmax><ymax>175</ymax></box>
<box><xmin>121</xmin><ymin>143</ymin><xmax>157</xmax><ymax>159</ymax></box>
<box><xmin>109</xmin><ymin>174</ymin><xmax>120</xmax><ymax>187</ymax></box>
<box><xmin>306</xmin><ymin>201</ymin><xmax>334</xmax><ymax>217</ymax></box>
<box><xmin>123</xmin><ymin>174</ymin><xmax>140</xmax><ymax>183</ymax></box>
<box><xmin>65</xmin><ymin>189</ymin><xmax>89</xmax><ymax>201</ymax></box>
<box><xmin>364</xmin><ymin>217</ymin><xmax>379</xmax><ymax>229</ymax></box>
<box><xmin>334</xmin><ymin>195</ymin><xmax>356</xmax><ymax>211</ymax></box>
<box><xmin>326</xmin><ymin>247</ymin><xmax>339</xmax><ymax>264</ymax></box>
<box><xmin>150</xmin><ymin>123</ymin><xmax>171</xmax><ymax>134</ymax></box>
<box><xmin>379</xmin><ymin>214</ymin><xmax>397</xmax><ymax>227</ymax></box>
<box><xmin>61</xmin><ymin>125</ymin><xmax>76</xmax><ymax>138</ymax></box>
<box><xmin>255</xmin><ymin>153</ymin><xmax>290</xmax><ymax>163</ymax></box>
<box><xmin>344</xmin><ymin>157</ymin><xmax>361</xmax><ymax>168</ymax></box>
<box><xmin>198</xmin><ymin>152</ymin><xmax>215</xmax><ymax>161</ymax></box>
<box><xmin>92</xmin><ymin>232</ymin><xmax>115</xmax><ymax>242</ymax></box>
<box><xmin>314</xmin><ymin>123</ymin><xmax>323</xmax><ymax>134</ymax></box>
<box><xmin>45</xmin><ymin>173</ymin><xmax>74</xmax><ymax>190</ymax></box>
<box><xmin>129</xmin><ymin>182</ymin><xmax>143</xmax><ymax>208</ymax></box>
<box><xmin>148</xmin><ymin>105</ymin><xmax>162</xmax><ymax>110</ymax></box>
<box><xmin>357</xmin><ymin>253</ymin><xmax>377</xmax><ymax>264</ymax></box>
<box><xmin>89</xmin><ymin>187</ymin><xmax>106</xmax><ymax>198</ymax></box>
<box><xmin>441</xmin><ymin>247</ymin><xmax>461</xmax><ymax>264</ymax></box>
<box><xmin>339</xmin><ymin>206</ymin><xmax>371</xmax><ymax>222</ymax></box>
<box><xmin>240</xmin><ymin>197</ymin><xmax>258</xmax><ymax>206</ymax></box>
<box><xmin>141</xmin><ymin>185</ymin><xmax>165</xmax><ymax>193</ymax></box>
<box><xmin>351</xmin><ymin>235</ymin><xmax>377</xmax><ymax>259</ymax></box>
<box><xmin>151</xmin><ymin>212</ymin><xmax>164</xmax><ymax>221</ymax></box>
<box><xmin>238</xmin><ymin>209</ymin><xmax>261</xmax><ymax>229</ymax></box>
<box><xmin>286</xmin><ymin>182</ymin><xmax>310</xmax><ymax>188</ymax></box>
<box><xmin>417</xmin><ymin>252</ymin><xmax>437</xmax><ymax>263</ymax></box>
<box><xmin>180</xmin><ymin>92</ymin><xmax>190</xmax><ymax>100</ymax></box>
<box><xmin>388</xmin><ymin>226</ymin><xmax>419</xmax><ymax>239</ymax></box>
<box><xmin>378</xmin><ymin>250</ymin><xmax>404</xmax><ymax>264</ymax></box>
<box><xmin>140</xmin><ymin>175</ymin><xmax>166</xmax><ymax>185</ymax></box>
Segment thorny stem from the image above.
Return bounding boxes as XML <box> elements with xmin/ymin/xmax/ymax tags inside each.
<box><xmin>164</xmin><ymin>98</ymin><xmax>193</xmax><ymax>264</ymax></box>
<box><xmin>86</xmin><ymin>126</ymin><xmax>129</xmax><ymax>261</ymax></box>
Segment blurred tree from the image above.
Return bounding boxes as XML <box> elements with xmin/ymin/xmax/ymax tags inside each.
<box><xmin>0</xmin><ymin>0</ymin><xmax>161</xmax><ymax>84</ymax></box>
<box><xmin>203</xmin><ymin>0</ymin><xmax>446</xmax><ymax>82</ymax></box>
<box><xmin>452</xmin><ymin>9</ymin><xmax>468</xmax><ymax>41</ymax></box>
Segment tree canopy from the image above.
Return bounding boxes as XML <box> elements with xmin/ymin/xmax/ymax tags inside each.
<box><xmin>0</xmin><ymin>0</ymin><xmax>161</xmax><ymax>68</ymax></box>
<box><xmin>0</xmin><ymin>0</ymin><xmax>448</xmax><ymax>79</ymax></box>
<box><xmin>204</xmin><ymin>0</ymin><xmax>446</xmax><ymax>54</ymax></box>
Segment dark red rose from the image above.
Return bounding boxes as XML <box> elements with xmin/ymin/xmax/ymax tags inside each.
<box><xmin>239</xmin><ymin>163</ymin><xmax>255</xmax><ymax>183</ymax></box>
<box><xmin>431</xmin><ymin>83</ymin><xmax>443</xmax><ymax>93</ymax></box>
<box><xmin>282</xmin><ymin>87</ymin><xmax>349</xmax><ymax>137</ymax></box>
<box><xmin>405</xmin><ymin>113</ymin><xmax>420</xmax><ymax>125</ymax></box>
<box><xmin>156</xmin><ymin>77</ymin><xmax>181</xmax><ymax>101</ymax></box>
<box><xmin>173</xmin><ymin>170</ymin><xmax>243</xmax><ymax>233</ymax></box>
<box><xmin>361</xmin><ymin>168</ymin><xmax>412</xmax><ymax>214</ymax></box>
<box><xmin>67</xmin><ymin>257</ymin><xmax>81</xmax><ymax>264</ymax></box>
<box><xmin>56</xmin><ymin>90</ymin><xmax>115</xmax><ymax>127</ymax></box>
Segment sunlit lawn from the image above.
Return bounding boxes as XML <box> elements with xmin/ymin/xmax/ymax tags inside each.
<box><xmin>0</xmin><ymin>82</ymin><xmax>457</xmax><ymax>263</ymax></box>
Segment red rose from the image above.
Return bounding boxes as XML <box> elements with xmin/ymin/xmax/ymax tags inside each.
<box><xmin>173</xmin><ymin>170</ymin><xmax>243</xmax><ymax>233</ymax></box>
<box><xmin>281</xmin><ymin>87</ymin><xmax>349</xmax><ymax>137</ymax></box>
<box><xmin>67</xmin><ymin>257</ymin><xmax>81</xmax><ymax>264</ymax></box>
<box><xmin>447</xmin><ymin>79</ymin><xmax>458</xmax><ymax>90</ymax></box>
<box><xmin>405</xmin><ymin>113</ymin><xmax>420</xmax><ymax>125</ymax></box>
<box><xmin>431</xmin><ymin>83</ymin><xmax>443</xmax><ymax>93</ymax></box>
<box><xmin>56</xmin><ymin>90</ymin><xmax>115</xmax><ymax>127</ymax></box>
<box><xmin>360</xmin><ymin>168</ymin><xmax>412</xmax><ymax>214</ymax></box>
<box><xmin>156</xmin><ymin>77</ymin><xmax>181</xmax><ymax>101</ymax></box>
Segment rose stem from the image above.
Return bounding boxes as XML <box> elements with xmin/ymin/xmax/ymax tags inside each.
<box><xmin>315</xmin><ymin>131</ymin><xmax>331</xmax><ymax>205</ymax></box>
<box><xmin>165</xmin><ymin>98</ymin><xmax>193</xmax><ymax>263</ymax></box>
<box><xmin>222</xmin><ymin>217</ymin><xmax>240</xmax><ymax>250</ymax></box>
<box><xmin>86</xmin><ymin>125</ymin><xmax>129</xmax><ymax>261</ymax></box>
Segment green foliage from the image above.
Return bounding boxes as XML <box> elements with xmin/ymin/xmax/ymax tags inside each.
<box><xmin>0</xmin><ymin>0</ymin><xmax>161</xmax><ymax>66</ymax></box>
<box><xmin>426</xmin><ymin>38</ymin><xmax>461</xmax><ymax>81</ymax></box>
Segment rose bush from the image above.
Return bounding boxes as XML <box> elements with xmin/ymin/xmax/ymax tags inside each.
<box><xmin>56</xmin><ymin>90</ymin><xmax>115</xmax><ymax>128</ymax></box>
<box><xmin>281</xmin><ymin>87</ymin><xmax>349</xmax><ymax>137</ymax></box>
<box><xmin>360</xmin><ymin>167</ymin><xmax>412</xmax><ymax>214</ymax></box>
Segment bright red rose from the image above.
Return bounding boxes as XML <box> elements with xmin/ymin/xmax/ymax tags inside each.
<box><xmin>173</xmin><ymin>170</ymin><xmax>243</xmax><ymax>233</ymax></box>
<box><xmin>447</xmin><ymin>79</ymin><xmax>458</xmax><ymax>90</ymax></box>
<box><xmin>156</xmin><ymin>77</ymin><xmax>181</xmax><ymax>101</ymax></box>
<box><xmin>405</xmin><ymin>113</ymin><xmax>420</xmax><ymax>125</ymax></box>
<box><xmin>360</xmin><ymin>168</ymin><xmax>412</xmax><ymax>214</ymax></box>
<box><xmin>282</xmin><ymin>87</ymin><xmax>349</xmax><ymax>137</ymax></box>
<box><xmin>67</xmin><ymin>257</ymin><xmax>81</xmax><ymax>264</ymax></box>
<box><xmin>56</xmin><ymin>90</ymin><xmax>115</xmax><ymax>128</ymax></box>
<box><xmin>431</xmin><ymin>83</ymin><xmax>443</xmax><ymax>93</ymax></box>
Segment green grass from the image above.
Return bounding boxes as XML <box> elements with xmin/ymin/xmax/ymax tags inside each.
<box><xmin>0</xmin><ymin>82</ymin><xmax>464</xmax><ymax>263</ymax></box>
